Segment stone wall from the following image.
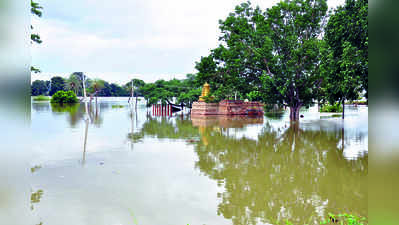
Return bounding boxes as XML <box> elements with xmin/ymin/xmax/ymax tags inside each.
<box><xmin>191</xmin><ymin>100</ymin><xmax>264</xmax><ymax>116</ymax></box>
<box><xmin>191</xmin><ymin>102</ymin><xmax>219</xmax><ymax>115</ymax></box>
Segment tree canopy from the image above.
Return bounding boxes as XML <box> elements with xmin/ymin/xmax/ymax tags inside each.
<box><xmin>321</xmin><ymin>0</ymin><xmax>368</xmax><ymax>107</ymax></box>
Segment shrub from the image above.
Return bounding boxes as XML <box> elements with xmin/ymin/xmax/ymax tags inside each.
<box><xmin>51</xmin><ymin>90</ymin><xmax>79</xmax><ymax>104</ymax></box>
<box><xmin>320</xmin><ymin>103</ymin><xmax>343</xmax><ymax>112</ymax></box>
<box><xmin>246</xmin><ymin>90</ymin><xmax>262</xmax><ymax>101</ymax></box>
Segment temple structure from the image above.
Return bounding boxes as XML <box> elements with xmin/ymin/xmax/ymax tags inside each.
<box><xmin>191</xmin><ymin>83</ymin><xmax>264</xmax><ymax>116</ymax></box>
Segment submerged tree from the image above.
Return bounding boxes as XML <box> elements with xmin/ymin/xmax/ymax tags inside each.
<box><xmin>206</xmin><ymin>0</ymin><xmax>328</xmax><ymax>120</ymax></box>
<box><xmin>322</xmin><ymin>0</ymin><xmax>368</xmax><ymax>119</ymax></box>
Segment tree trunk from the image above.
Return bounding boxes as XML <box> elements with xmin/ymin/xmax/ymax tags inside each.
<box><xmin>342</xmin><ymin>99</ymin><xmax>345</xmax><ymax>119</ymax></box>
<box><xmin>289</xmin><ymin>106</ymin><xmax>301</xmax><ymax>121</ymax></box>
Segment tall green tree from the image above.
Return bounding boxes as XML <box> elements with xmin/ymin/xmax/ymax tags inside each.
<box><xmin>89</xmin><ymin>79</ymin><xmax>105</xmax><ymax>104</ymax></box>
<box><xmin>125</xmin><ymin>79</ymin><xmax>146</xmax><ymax>105</ymax></box>
<box><xmin>31</xmin><ymin>80</ymin><xmax>49</xmax><ymax>96</ymax></box>
<box><xmin>322</xmin><ymin>0</ymin><xmax>368</xmax><ymax>119</ymax></box>
<box><xmin>213</xmin><ymin>1</ymin><xmax>328</xmax><ymax>120</ymax></box>
<box><xmin>263</xmin><ymin>0</ymin><xmax>328</xmax><ymax>121</ymax></box>
<box><xmin>49</xmin><ymin>76</ymin><xmax>66</xmax><ymax>96</ymax></box>
<box><xmin>66</xmin><ymin>73</ymin><xmax>81</xmax><ymax>96</ymax></box>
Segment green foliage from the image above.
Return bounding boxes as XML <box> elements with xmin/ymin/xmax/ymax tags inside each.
<box><xmin>111</xmin><ymin>105</ymin><xmax>124</xmax><ymax>108</ymax></box>
<box><xmin>50</xmin><ymin>90</ymin><xmax>79</xmax><ymax>104</ymax></box>
<box><xmin>31</xmin><ymin>80</ymin><xmax>49</xmax><ymax>96</ymax></box>
<box><xmin>31</xmin><ymin>0</ymin><xmax>43</xmax><ymax>72</ymax></box>
<box><xmin>33</xmin><ymin>95</ymin><xmax>50</xmax><ymax>101</ymax></box>
<box><xmin>31</xmin><ymin>66</ymin><xmax>41</xmax><ymax>73</ymax></box>
<box><xmin>194</xmin><ymin>55</ymin><xmax>218</xmax><ymax>87</ymax></box>
<box><xmin>177</xmin><ymin>88</ymin><xmax>201</xmax><ymax>106</ymax></box>
<box><xmin>31</xmin><ymin>0</ymin><xmax>43</xmax><ymax>17</ymax></box>
<box><xmin>246</xmin><ymin>90</ymin><xmax>262</xmax><ymax>101</ymax></box>
<box><xmin>89</xmin><ymin>79</ymin><xmax>105</xmax><ymax>95</ymax></box>
<box><xmin>202</xmin><ymin>95</ymin><xmax>217</xmax><ymax>103</ymax></box>
<box><xmin>140</xmin><ymin>75</ymin><xmax>199</xmax><ymax>107</ymax></box>
<box><xmin>322</xmin><ymin>0</ymin><xmax>368</xmax><ymax>105</ymax></box>
<box><xmin>49</xmin><ymin>76</ymin><xmax>66</xmax><ymax>96</ymax></box>
<box><xmin>50</xmin><ymin>102</ymin><xmax>79</xmax><ymax>113</ymax></box>
<box><xmin>320</xmin><ymin>103</ymin><xmax>343</xmax><ymax>113</ymax></box>
<box><xmin>320</xmin><ymin>213</ymin><xmax>367</xmax><ymax>225</ymax></box>
<box><xmin>201</xmin><ymin>0</ymin><xmax>328</xmax><ymax>120</ymax></box>
<box><xmin>66</xmin><ymin>73</ymin><xmax>82</xmax><ymax>96</ymax></box>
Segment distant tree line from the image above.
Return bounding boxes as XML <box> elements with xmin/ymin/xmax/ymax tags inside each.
<box><xmin>31</xmin><ymin>72</ymin><xmax>202</xmax><ymax>108</ymax></box>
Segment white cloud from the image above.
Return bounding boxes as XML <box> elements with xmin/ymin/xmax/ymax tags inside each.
<box><xmin>32</xmin><ymin>0</ymin><xmax>345</xmax><ymax>83</ymax></box>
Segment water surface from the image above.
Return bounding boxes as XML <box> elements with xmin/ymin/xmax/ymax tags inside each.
<box><xmin>25</xmin><ymin>98</ymin><xmax>367</xmax><ymax>225</ymax></box>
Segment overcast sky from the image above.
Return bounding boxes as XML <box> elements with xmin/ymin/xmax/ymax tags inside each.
<box><xmin>31</xmin><ymin>0</ymin><xmax>345</xmax><ymax>85</ymax></box>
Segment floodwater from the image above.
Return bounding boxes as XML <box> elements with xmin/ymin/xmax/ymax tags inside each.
<box><xmin>9</xmin><ymin>98</ymin><xmax>368</xmax><ymax>225</ymax></box>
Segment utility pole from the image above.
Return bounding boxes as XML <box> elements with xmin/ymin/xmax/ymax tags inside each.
<box><xmin>132</xmin><ymin>80</ymin><xmax>134</xmax><ymax>104</ymax></box>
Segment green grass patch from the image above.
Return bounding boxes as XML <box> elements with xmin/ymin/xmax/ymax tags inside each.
<box><xmin>33</xmin><ymin>95</ymin><xmax>50</xmax><ymax>101</ymax></box>
<box><xmin>320</xmin><ymin>103</ymin><xmax>343</xmax><ymax>113</ymax></box>
<box><xmin>112</xmin><ymin>105</ymin><xmax>124</xmax><ymax>108</ymax></box>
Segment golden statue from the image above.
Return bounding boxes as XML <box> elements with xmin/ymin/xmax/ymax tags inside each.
<box><xmin>199</xmin><ymin>82</ymin><xmax>211</xmax><ymax>102</ymax></box>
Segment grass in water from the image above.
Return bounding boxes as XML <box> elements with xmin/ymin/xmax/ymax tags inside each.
<box><xmin>280</xmin><ymin>213</ymin><xmax>367</xmax><ymax>225</ymax></box>
<box><xmin>112</xmin><ymin>105</ymin><xmax>124</xmax><ymax>108</ymax></box>
<box><xmin>33</xmin><ymin>95</ymin><xmax>50</xmax><ymax>101</ymax></box>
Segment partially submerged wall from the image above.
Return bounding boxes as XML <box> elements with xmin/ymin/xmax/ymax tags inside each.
<box><xmin>191</xmin><ymin>100</ymin><xmax>264</xmax><ymax>116</ymax></box>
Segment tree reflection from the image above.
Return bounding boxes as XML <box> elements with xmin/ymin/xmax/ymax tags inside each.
<box><xmin>49</xmin><ymin>103</ymin><xmax>105</xmax><ymax>127</ymax></box>
<box><xmin>127</xmin><ymin>115</ymin><xmax>200</xmax><ymax>143</ymax></box>
<box><xmin>124</xmin><ymin>114</ymin><xmax>367</xmax><ymax>224</ymax></box>
<box><xmin>30</xmin><ymin>189</ymin><xmax>43</xmax><ymax>211</ymax></box>
<box><xmin>194</xmin><ymin>122</ymin><xmax>367</xmax><ymax>224</ymax></box>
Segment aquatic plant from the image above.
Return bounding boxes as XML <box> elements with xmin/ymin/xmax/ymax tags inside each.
<box><xmin>51</xmin><ymin>90</ymin><xmax>78</xmax><ymax>104</ymax></box>
<box><xmin>279</xmin><ymin>213</ymin><xmax>367</xmax><ymax>225</ymax></box>
<box><xmin>320</xmin><ymin>213</ymin><xmax>367</xmax><ymax>225</ymax></box>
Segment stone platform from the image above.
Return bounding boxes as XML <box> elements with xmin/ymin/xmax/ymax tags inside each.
<box><xmin>191</xmin><ymin>100</ymin><xmax>264</xmax><ymax>116</ymax></box>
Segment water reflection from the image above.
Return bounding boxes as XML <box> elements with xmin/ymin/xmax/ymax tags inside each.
<box><xmin>193</xmin><ymin>121</ymin><xmax>367</xmax><ymax>224</ymax></box>
<box><xmin>30</xmin><ymin>189</ymin><xmax>43</xmax><ymax>211</ymax></box>
<box><xmin>30</xmin><ymin>99</ymin><xmax>367</xmax><ymax>224</ymax></box>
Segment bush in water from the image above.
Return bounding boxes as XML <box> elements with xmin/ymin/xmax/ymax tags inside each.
<box><xmin>51</xmin><ymin>90</ymin><xmax>79</xmax><ymax>104</ymax></box>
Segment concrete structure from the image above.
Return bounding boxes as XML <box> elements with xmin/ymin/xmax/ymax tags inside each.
<box><xmin>192</xmin><ymin>83</ymin><xmax>264</xmax><ymax>116</ymax></box>
<box><xmin>191</xmin><ymin>100</ymin><xmax>264</xmax><ymax>116</ymax></box>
